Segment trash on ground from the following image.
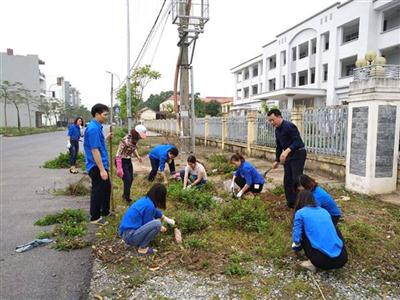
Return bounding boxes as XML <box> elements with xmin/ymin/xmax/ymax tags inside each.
<box><xmin>15</xmin><ymin>238</ymin><xmax>53</xmax><ymax>253</ymax></box>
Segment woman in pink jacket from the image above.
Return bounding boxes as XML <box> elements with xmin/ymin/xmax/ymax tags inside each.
<box><xmin>115</xmin><ymin>125</ymin><xmax>147</xmax><ymax>204</ymax></box>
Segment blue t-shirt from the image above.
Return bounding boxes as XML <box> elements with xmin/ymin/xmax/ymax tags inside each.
<box><xmin>119</xmin><ymin>196</ymin><xmax>163</xmax><ymax>235</ymax></box>
<box><xmin>83</xmin><ymin>119</ymin><xmax>109</xmax><ymax>172</ymax></box>
<box><xmin>148</xmin><ymin>144</ymin><xmax>175</xmax><ymax>171</ymax></box>
<box><xmin>313</xmin><ymin>186</ymin><xmax>341</xmax><ymax>217</ymax></box>
<box><xmin>67</xmin><ymin>124</ymin><xmax>81</xmax><ymax>141</ymax></box>
<box><xmin>235</xmin><ymin>161</ymin><xmax>265</xmax><ymax>186</ymax></box>
<box><xmin>293</xmin><ymin>206</ymin><xmax>343</xmax><ymax>258</ymax></box>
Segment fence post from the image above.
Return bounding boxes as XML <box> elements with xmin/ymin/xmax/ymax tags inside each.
<box><xmin>291</xmin><ymin>106</ymin><xmax>305</xmax><ymax>137</ymax></box>
<box><xmin>204</xmin><ymin>115</ymin><xmax>209</xmax><ymax>146</ymax></box>
<box><xmin>222</xmin><ymin>114</ymin><xmax>227</xmax><ymax>150</ymax></box>
<box><xmin>247</xmin><ymin>111</ymin><xmax>256</xmax><ymax>155</ymax></box>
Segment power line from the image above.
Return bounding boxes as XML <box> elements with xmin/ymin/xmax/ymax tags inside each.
<box><xmin>150</xmin><ymin>9</ymin><xmax>171</xmax><ymax>66</ymax></box>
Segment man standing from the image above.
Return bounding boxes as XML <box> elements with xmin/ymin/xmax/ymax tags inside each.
<box><xmin>267</xmin><ymin>109</ymin><xmax>306</xmax><ymax>208</ymax></box>
<box><xmin>84</xmin><ymin>103</ymin><xmax>112</xmax><ymax>225</ymax></box>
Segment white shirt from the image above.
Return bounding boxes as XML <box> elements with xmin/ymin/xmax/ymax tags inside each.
<box><xmin>185</xmin><ymin>162</ymin><xmax>207</xmax><ymax>180</ymax></box>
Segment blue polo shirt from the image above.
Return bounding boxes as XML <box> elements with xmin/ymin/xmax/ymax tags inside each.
<box><xmin>275</xmin><ymin>120</ymin><xmax>305</xmax><ymax>162</ymax></box>
<box><xmin>67</xmin><ymin>124</ymin><xmax>81</xmax><ymax>141</ymax></box>
<box><xmin>148</xmin><ymin>144</ymin><xmax>175</xmax><ymax>171</ymax></box>
<box><xmin>235</xmin><ymin>161</ymin><xmax>265</xmax><ymax>186</ymax></box>
<box><xmin>83</xmin><ymin>119</ymin><xmax>109</xmax><ymax>172</ymax></box>
<box><xmin>313</xmin><ymin>186</ymin><xmax>341</xmax><ymax>217</ymax></box>
<box><xmin>293</xmin><ymin>206</ymin><xmax>343</xmax><ymax>258</ymax></box>
<box><xmin>119</xmin><ymin>196</ymin><xmax>163</xmax><ymax>235</ymax></box>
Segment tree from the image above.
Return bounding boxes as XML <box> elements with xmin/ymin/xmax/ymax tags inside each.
<box><xmin>0</xmin><ymin>81</ymin><xmax>20</xmax><ymax>128</ymax></box>
<box><xmin>38</xmin><ymin>98</ymin><xmax>51</xmax><ymax>126</ymax></box>
<box><xmin>142</xmin><ymin>90</ymin><xmax>173</xmax><ymax>111</ymax></box>
<box><xmin>204</xmin><ymin>100</ymin><xmax>221</xmax><ymax>116</ymax></box>
<box><xmin>117</xmin><ymin>65</ymin><xmax>161</xmax><ymax>121</ymax></box>
<box><xmin>7</xmin><ymin>83</ymin><xmax>26</xmax><ymax>131</ymax></box>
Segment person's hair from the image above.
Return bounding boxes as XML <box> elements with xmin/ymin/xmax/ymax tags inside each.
<box><xmin>129</xmin><ymin>128</ymin><xmax>141</xmax><ymax>143</ymax></box>
<box><xmin>295</xmin><ymin>190</ymin><xmax>317</xmax><ymax>212</ymax></box>
<box><xmin>168</xmin><ymin>147</ymin><xmax>179</xmax><ymax>157</ymax></box>
<box><xmin>74</xmin><ymin>117</ymin><xmax>84</xmax><ymax>126</ymax></box>
<box><xmin>91</xmin><ymin>103</ymin><xmax>109</xmax><ymax>117</ymax></box>
<box><xmin>146</xmin><ymin>183</ymin><xmax>167</xmax><ymax>209</ymax></box>
<box><xmin>297</xmin><ymin>174</ymin><xmax>318</xmax><ymax>191</ymax></box>
<box><xmin>230</xmin><ymin>153</ymin><xmax>245</xmax><ymax>163</ymax></box>
<box><xmin>267</xmin><ymin>108</ymin><xmax>282</xmax><ymax>117</ymax></box>
<box><xmin>187</xmin><ymin>155</ymin><xmax>197</xmax><ymax>164</ymax></box>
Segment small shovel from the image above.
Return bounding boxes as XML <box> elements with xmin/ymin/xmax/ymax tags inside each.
<box><xmin>264</xmin><ymin>167</ymin><xmax>273</xmax><ymax>178</ymax></box>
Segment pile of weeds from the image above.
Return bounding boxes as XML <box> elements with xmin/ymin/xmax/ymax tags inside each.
<box><xmin>43</xmin><ymin>152</ymin><xmax>85</xmax><ymax>169</ymax></box>
<box><xmin>207</xmin><ymin>154</ymin><xmax>236</xmax><ymax>175</ymax></box>
<box><xmin>34</xmin><ymin>209</ymin><xmax>90</xmax><ymax>250</ymax></box>
<box><xmin>54</xmin><ymin>182</ymin><xmax>90</xmax><ymax>196</ymax></box>
<box><xmin>167</xmin><ymin>181</ymin><xmax>216</xmax><ymax>211</ymax></box>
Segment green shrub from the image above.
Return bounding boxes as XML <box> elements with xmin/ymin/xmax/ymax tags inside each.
<box><xmin>340</xmin><ymin>220</ymin><xmax>378</xmax><ymax>256</ymax></box>
<box><xmin>224</xmin><ymin>252</ymin><xmax>251</xmax><ymax>276</ymax></box>
<box><xmin>218</xmin><ymin>197</ymin><xmax>269</xmax><ymax>233</ymax></box>
<box><xmin>35</xmin><ymin>209</ymin><xmax>87</xmax><ymax>226</ymax></box>
<box><xmin>208</xmin><ymin>154</ymin><xmax>236</xmax><ymax>175</ymax></box>
<box><xmin>176</xmin><ymin>211</ymin><xmax>210</xmax><ymax>234</ymax></box>
<box><xmin>184</xmin><ymin>236</ymin><xmax>208</xmax><ymax>249</ymax></box>
<box><xmin>55</xmin><ymin>183</ymin><xmax>90</xmax><ymax>196</ymax></box>
<box><xmin>167</xmin><ymin>181</ymin><xmax>183</xmax><ymax>200</ymax></box>
<box><xmin>43</xmin><ymin>152</ymin><xmax>85</xmax><ymax>169</ymax></box>
<box><xmin>270</xmin><ymin>186</ymin><xmax>285</xmax><ymax>196</ymax></box>
<box><xmin>180</xmin><ymin>188</ymin><xmax>215</xmax><ymax>211</ymax></box>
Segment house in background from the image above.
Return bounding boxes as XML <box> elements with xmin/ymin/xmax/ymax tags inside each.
<box><xmin>139</xmin><ymin>107</ymin><xmax>157</xmax><ymax>121</ymax></box>
<box><xmin>231</xmin><ymin>0</ymin><xmax>400</xmax><ymax>115</ymax></box>
<box><xmin>160</xmin><ymin>95</ymin><xmax>180</xmax><ymax>113</ymax></box>
<box><xmin>201</xmin><ymin>96</ymin><xmax>233</xmax><ymax>114</ymax></box>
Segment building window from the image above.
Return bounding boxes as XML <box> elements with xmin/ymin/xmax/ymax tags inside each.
<box><xmin>244</xmin><ymin>69</ymin><xmax>249</xmax><ymax>80</ymax></box>
<box><xmin>383</xmin><ymin>6</ymin><xmax>400</xmax><ymax>32</ymax></box>
<box><xmin>299</xmin><ymin>42</ymin><xmax>309</xmax><ymax>59</ymax></box>
<box><xmin>268</xmin><ymin>79</ymin><xmax>276</xmax><ymax>91</ymax></box>
<box><xmin>252</xmin><ymin>84</ymin><xmax>258</xmax><ymax>95</ymax></box>
<box><xmin>322</xmin><ymin>32</ymin><xmax>329</xmax><ymax>51</ymax></box>
<box><xmin>310</xmin><ymin>68</ymin><xmax>315</xmax><ymax>84</ymax></box>
<box><xmin>236</xmin><ymin>72</ymin><xmax>242</xmax><ymax>82</ymax></box>
<box><xmin>282</xmin><ymin>75</ymin><xmax>286</xmax><ymax>88</ymax></box>
<box><xmin>291</xmin><ymin>73</ymin><xmax>296</xmax><ymax>87</ymax></box>
<box><xmin>292</xmin><ymin>47</ymin><xmax>297</xmax><ymax>61</ymax></box>
<box><xmin>340</xmin><ymin>55</ymin><xmax>357</xmax><ymax>77</ymax></box>
<box><xmin>243</xmin><ymin>87</ymin><xmax>249</xmax><ymax>98</ymax></box>
<box><xmin>260</xmin><ymin>61</ymin><xmax>263</xmax><ymax>75</ymax></box>
<box><xmin>281</xmin><ymin>50</ymin><xmax>286</xmax><ymax>65</ymax></box>
<box><xmin>268</xmin><ymin>55</ymin><xmax>276</xmax><ymax>70</ymax></box>
<box><xmin>323</xmin><ymin>64</ymin><xmax>328</xmax><ymax>81</ymax></box>
<box><xmin>236</xmin><ymin>89</ymin><xmax>242</xmax><ymax>99</ymax></box>
<box><xmin>298</xmin><ymin>70</ymin><xmax>308</xmax><ymax>86</ymax></box>
<box><xmin>311</xmin><ymin>38</ymin><xmax>317</xmax><ymax>54</ymax></box>
<box><xmin>259</xmin><ymin>82</ymin><xmax>263</xmax><ymax>93</ymax></box>
<box><xmin>342</xmin><ymin>19</ymin><xmax>359</xmax><ymax>44</ymax></box>
<box><xmin>252</xmin><ymin>65</ymin><xmax>258</xmax><ymax>77</ymax></box>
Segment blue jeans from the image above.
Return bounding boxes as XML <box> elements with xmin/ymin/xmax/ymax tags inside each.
<box><xmin>122</xmin><ymin>219</ymin><xmax>161</xmax><ymax>248</ymax></box>
<box><xmin>69</xmin><ymin>140</ymin><xmax>79</xmax><ymax>166</ymax></box>
<box><xmin>179</xmin><ymin>170</ymin><xmax>206</xmax><ymax>188</ymax></box>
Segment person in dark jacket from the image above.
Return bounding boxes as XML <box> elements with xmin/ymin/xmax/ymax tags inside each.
<box><xmin>147</xmin><ymin>144</ymin><xmax>179</xmax><ymax>184</ymax></box>
<box><xmin>267</xmin><ymin>109</ymin><xmax>306</xmax><ymax>208</ymax></box>
<box><xmin>119</xmin><ymin>184</ymin><xmax>175</xmax><ymax>256</ymax></box>
<box><xmin>292</xmin><ymin>191</ymin><xmax>347</xmax><ymax>272</ymax></box>
<box><xmin>230</xmin><ymin>153</ymin><xmax>265</xmax><ymax>198</ymax></box>
<box><xmin>67</xmin><ymin>117</ymin><xmax>84</xmax><ymax>174</ymax></box>
<box><xmin>296</xmin><ymin>174</ymin><xmax>341</xmax><ymax>224</ymax></box>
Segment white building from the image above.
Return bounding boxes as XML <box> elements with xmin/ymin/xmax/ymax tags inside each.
<box><xmin>139</xmin><ymin>107</ymin><xmax>157</xmax><ymax>120</ymax></box>
<box><xmin>231</xmin><ymin>0</ymin><xmax>400</xmax><ymax>115</ymax></box>
<box><xmin>0</xmin><ymin>48</ymin><xmax>46</xmax><ymax>127</ymax></box>
<box><xmin>49</xmin><ymin>77</ymin><xmax>81</xmax><ymax>108</ymax></box>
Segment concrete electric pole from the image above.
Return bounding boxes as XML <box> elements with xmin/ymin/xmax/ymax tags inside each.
<box><xmin>172</xmin><ymin>0</ymin><xmax>209</xmax><ymax>153</ymax></box>
<box><xmin>126</xmin><ymin>0</ymin><xmax>133</xmax><ymax>132</ymax></box>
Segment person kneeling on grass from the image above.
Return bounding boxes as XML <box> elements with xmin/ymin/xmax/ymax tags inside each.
<box><xmin>292</xmin><ymin>191</ymin><xmax>347</xmax><ymax>272</ymax></box>
<box><xmin>119</xmin><ymin>183</ymin><xmax>175</xmax><ymax>256</ymax></box>
<box><xmin>296</xmin><ymin>174</ymin><xmax>341</xmax><ymax>225</ymax></box>
<box><xmin>147</xmin><ymin>144</ymin><xmax>179</xmax><ymax>184</ymax></box>
<box><xmin>230</xmin><ymin>153</ymin><xmax>265</xmax><ymax>198</ymax></box>
<box><xmin>180</xmin><ymin>155</ymin><xmax>207</xmax><ymax>189</ymax></box>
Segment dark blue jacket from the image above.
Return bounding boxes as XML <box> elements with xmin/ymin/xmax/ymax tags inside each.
<box><xmin>275</xmin><ymin>120</ymin><xmax>305</xmax><ymax>162</ymax></box>
<box><xmin>148</xmin><ymin>144</ymin><xmax>175</xmax><ymax>171</ymax></box>
<box><xmin>67</xmin><ymin>124</ymin><xmax>81</xmax><ymax>141</ymax></box>
<box><xmin>235</xmin><ymin>161</ymin><xmax>265</xmax><ymax>186</ymax></box>
<box><xmin>313</xmin><ymin>186</ymin><xmax>341</xmax><ymax>217</ymax></box>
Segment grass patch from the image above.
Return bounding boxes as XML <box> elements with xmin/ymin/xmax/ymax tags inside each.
<box><xmin>270</xmin><ymin>185</ymin><xmax>285</xmax><ymax>196</ymax></box>
<box><xmin>175</xmin><ymin>210</ymin><xmax>210</xmax><ymax>234</ymax></box>
<box><xmin>184</xmin><ymin>236</ymin><xmax>208</xmax><ymax>249</ymax></box>
<box><xmin>34</xmin><ymin>209</ymin><xmax>90</xmax><ymax>250</ymax></box>
<box><xmin>207</xmin><ymin>154</ymin><xmax>236</xmax><ymax>175</ymax></box>
<box><xmin>168</xmin><ymin>181</ymin><xmax>216</xmax><ymax>211</ymax></box>
<box><xmin>54</xmin><ymin>182</ymin><xmax>90</xmax><ymax>196</ymax></box>
<box><xmin>224</xmin><ymin>252</ymin><xmax>251</xmax><ymax>276</ymax></box>
<box><xmin>43</xmin><ymin>152</ymin><xmax>85</xmax><ymax>169</ymax></box>
<box><xmin>0</xmin><ymin>126</ymin><xmax>64</xmax><ymax>137</ymax></box>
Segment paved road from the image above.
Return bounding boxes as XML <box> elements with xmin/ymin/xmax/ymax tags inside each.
<box><xmin>0</xmin><ymin>131</ymin><xmax>93</xmax><ymax>299</ymax></box>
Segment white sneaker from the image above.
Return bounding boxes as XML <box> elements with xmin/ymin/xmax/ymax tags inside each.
<box><xmin>300</xmin><ymin>260</ymin><xmax>317</xmax><ymax>273</ymax></box>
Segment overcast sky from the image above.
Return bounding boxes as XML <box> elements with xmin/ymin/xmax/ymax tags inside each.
<box><xmin>1</xmin><ymin>0</ymin><xmax>335</xmax><ymax>108</ymax></box>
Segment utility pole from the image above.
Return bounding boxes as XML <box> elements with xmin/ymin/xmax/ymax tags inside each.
<box><xmin>190</xmin><ymin>66</ymin><xmax>196</xmax><ymax>153</ymax></box>
<box><xmin>107</xmin><ymin>71</ymin><xmax>115</xmax><ymax>211</ymax></box>
<box><xmin>126</xmin><ymin>0</ymin><xmax>132</xmax><ymax>131</ymax></box>
<box><xmin>179</xmin><ymin>38</ymin><xmax>190</xmax><ymax>153</ymax></box>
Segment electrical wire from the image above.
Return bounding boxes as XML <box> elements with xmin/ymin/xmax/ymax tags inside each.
<box><xmin>150</xmin><ymin>8</ymin><xmax>171</xmax><ymax>66</ymax></box>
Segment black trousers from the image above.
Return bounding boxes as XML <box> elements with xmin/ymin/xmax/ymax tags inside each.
<box><xmin>283</xmin><ymin>149</ymin><xmax>306</xmax><ymax>208</ymax></box>
<box><xmin>302</xmin><ymin>226</ymin><xmax>348</xmax><ymax>270</ymax></box>
<box><xmin>235</xmin><ymin>176</ymin><xmax>264</xmax><ymax>193</ymax></box>
<box><xmin>148</xmin><ymin>158</ymin><xmax>176</xmax><ymax>181</ymax></box>
<box><xmin>89</xmin><ymin>166</ymin><xmax>111</xmax><ymax>221</ymax></box>
<box><xmin>122</xmin><ymin>158</ymin><xmax>133</xmax><ymax>200</ymax></box>
<box><xmin>69</xmin><ymin>140</ymin><xmax>79</xmax><ymax>166</ymax></box>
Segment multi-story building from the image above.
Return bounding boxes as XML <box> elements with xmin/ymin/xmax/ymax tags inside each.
<box><xmin>0</xmin><ymin>48</ymin><xmax>47</xmax><ymax>127</ymax></box>
<box><xmin>49</xmin><ymin>77</ymin><xmax>81</xmax><ymax>107</ymax></box>
<box><xmin>231</xmin><ymin>0</ymin><xmax>400</xmax><ymax>115</ymax></box>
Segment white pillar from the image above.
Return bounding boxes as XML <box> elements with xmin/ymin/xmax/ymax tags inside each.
<box><xmin>287</xmin><ymin>96</ymin><xmax>294</xmax><ymax>109</ymax></box>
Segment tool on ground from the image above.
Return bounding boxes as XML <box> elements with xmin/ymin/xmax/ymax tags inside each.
<box><xmin>264</xmin><ymin>167</ymin><xmax>273</xmax><ymax>178</ymax></box>
<box><xmin>15</xmin><ymin>238</ymin><xmax>53</xmax><ymax>253</ymax></box>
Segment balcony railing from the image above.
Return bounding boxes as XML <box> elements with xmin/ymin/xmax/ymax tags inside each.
<box><xmin>353</xmin><ymin>65</ymin><xmax>400</xmax><ymax>81</ymax></box>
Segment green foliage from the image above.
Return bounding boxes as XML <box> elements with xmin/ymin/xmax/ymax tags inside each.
<box><xmin>218</xmin><ymin>197</ymin><xmax>269</xmax><ymax>233</ymax></box>
<box><xmin>194</xmin><ymin>98</ymin><xmax>222</xmax><ymax>117</ymax></box>
<box><xmin>184</xmin><ymin>236</ymin><xmax>208</xmax><ymax>249</ymax></box>
<box><xmin>340</xmin><ymin>220</ymin><xmax>379</xmax><ymax>256</ymax></box>
<box><xmin>142</xmin><ymin>91</ymin><xmax>174</xmax><ymax>112</ymax></box>
<box><xmin>0</xmin><ymin>127</ymin><xmax>63</xmax><ymax>137</ymax></box>
<box><xmin>260</xmin><ymin>102</ymin><xmax>279</xmax><ymax>114</ymax></box>
<box><xmin>167</xmin><ymin>181</ymin><xmax>215</xmax><ymax>210</ymax></box>
<box><xmin>167</xmin><ymin>181</ymin><xmax>183</xmax><ymax>200</ymax></box>
<box><xmin>34</xmin><ymin>209</ymin><xmax>89</xmax><ymax>251</ymax></box>
<box><xmin>55</xmin><ymin>183</ymin><xmax>90</xmax><ymax>196</ymax></box>
<box><xmin>224</xmin><ymin>252</ymin><xmax>251</xmax><ymax>276</ymax></box>
<box><xmin>270</xmin><ymin>186</ymin><xmax>285</xmax><ymax>196</ymax></box>
<box><xmin>207</xmin><ymin>154</ymin><xmax>236</xmax><ymax>174</ymax></box>
<box><xmin>43</xmin><ymin>152</ymin><xmax>85</xmax><ymax>169</ymax></box>
<box><xmin>35</xmin><ymin>231</ymin><xmax>53</xmax><ymax>239</ymax></box>
<box><xmin>175</xmin><ymin>210</ymin><xmax>210</xmax><ymax>234</ymax></box>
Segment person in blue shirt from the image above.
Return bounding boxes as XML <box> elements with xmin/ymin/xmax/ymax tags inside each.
<box><xmin>147</xmin><ymin>144</ymin><xmax>179</xmax><ymax>184</ymax></box>
<box><xmin>296</xmin><ymin>174</ymin><xmax>341</xmax><ymax>224</ymax></box>
<box><xmin>67</xmin><ymin>117</ymin><xmax>84</xmax><ymax>174</ymax></box>
<box><xmin>267</xmin><ymin>109</ymin><xmax>306</xmax><ymax>208</ymax></box>
<box><xmin>292</xmin><ymin>191</ymin><xmax>347</xmax><ymax>272</ymax></box>
<box><xmin>84</xmin><ymin>104</ymin><xmax>112</xmax><ymax>226</ymax></box>
<box><xmin>119</xmin><ymin>183</ymin><xmax>175</xmax><ymax>256</ymax></box>
<box><xmin>230</xmin><ymin>153</ymin><xmax>265</xmax><ymax>198</ymax></box>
